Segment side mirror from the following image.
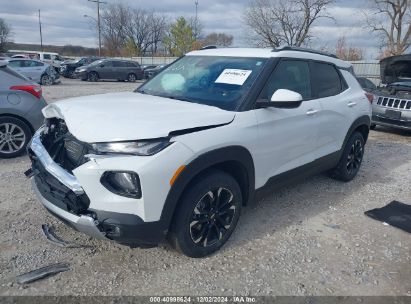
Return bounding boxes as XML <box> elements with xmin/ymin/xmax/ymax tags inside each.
<box><xmin>99</xmin><ymin>64</ymin><xmax>105</xmax><ymax>68</ymax></box>
<box><xmin>257</xmin><ymin>89</ymin><xmax>303</xmax><ymax>109</ymax></box>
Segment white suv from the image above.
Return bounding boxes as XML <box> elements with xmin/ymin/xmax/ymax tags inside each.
<box><xmin>26</xmin><ymin>47</ymin><xmax>372</xmax><ymax>257</ymax></box>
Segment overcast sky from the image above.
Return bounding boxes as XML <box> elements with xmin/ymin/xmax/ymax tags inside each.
<box><xmin>1</xmin><ymin>0</ymin><xmax>381</xmax><ymax>58</ymax></box>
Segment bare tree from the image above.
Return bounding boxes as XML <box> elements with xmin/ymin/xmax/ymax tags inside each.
<box><xmin>0</xmin><ymin>18</ymin><xmax>12</xmax><ymax>52</ymax></box>
<box><xmin>101</xmin><ymin>4</ymin><xmax>168</xmax><ymax>56</ymax></box>
<box><xmin>365</xmin><ymin>0</ymin><xmax>411</xmax><ymax>56</ymax></box>
<box><xmin>202</xmin><ymin>33</ymin><xmax>234</xmax><ymax>47</ymax></box>
<box><xmin>335</xmin><ymin>36</ymin><xmax>364</xmax><ymax>61</ymax></box>
<box><xmin>148</xmin><ymin>13</ymin><xmax>168</xmax><ymax>55</ymax></box>
<box><xmin>101</xmin><ymin>3</ymin><xmax>129</xmax><ymax>56</ymax></box>
<box><xmin>244</xmin><ymin>0</ymin><xmax>333</xmax><ymax>47</ymax></box>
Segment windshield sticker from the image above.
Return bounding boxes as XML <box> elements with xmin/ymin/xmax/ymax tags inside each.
<box><xmin>215</xmin><ymin>69</ymin><xmax>252</xmax><ymax>86</ymax></box>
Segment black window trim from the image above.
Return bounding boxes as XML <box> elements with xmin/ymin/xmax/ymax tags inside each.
<box><xmin>256</xmin><ymin>57</ymin><xmax>315</xmax><ymax>103</ymax></box>
<box><xmin>309</xmin><ymin>60</ymin><xmax>349</xmax><ymax>99</ymax></box>
<box><xmin>245</xmin><ymin>57</ymin><xmax>350</xmax><ymax>111</ymax></box>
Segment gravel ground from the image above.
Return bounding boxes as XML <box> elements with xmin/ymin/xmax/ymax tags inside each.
<box><xmin>0</xmin><ymin>78</ymin><xmax>410</xmax><ymax>296</ymax></box>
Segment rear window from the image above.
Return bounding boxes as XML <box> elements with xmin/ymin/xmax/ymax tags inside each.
<box><xmin>0</xmin><ymin>66</ymin><xmax>30</xmax><ymax>81</ymax></box>
<box><xmin>311</xmin><ymin>62</ymin><xmax>344</xmax><ymax>98</ymax></box>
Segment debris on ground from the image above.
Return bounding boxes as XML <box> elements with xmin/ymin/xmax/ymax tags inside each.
<box><xmin>15</xmin><ymin>263</ymin><xmax>70</xmax><ymax>284</ymax></box>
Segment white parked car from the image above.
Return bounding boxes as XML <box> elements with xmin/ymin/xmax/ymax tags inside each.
<box><xmin>26</xmin><ymin>47</ymin><xmax>372</xmax><ymax>257</ymax></box>
<box><xmin>8</xmin><ymin>50</ymin><xmax>63</xmax><ymax>71</ymax></box>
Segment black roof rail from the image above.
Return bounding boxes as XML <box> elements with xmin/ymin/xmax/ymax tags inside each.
<box><xmin>272</xmin><ymin>45</ymin><xmax>338</xmax><ymax>59</ymax></box>
<box><xmin>200</xmin><ymin>45</ymin><xmax>218</xmax><ymax>50</ymax></box>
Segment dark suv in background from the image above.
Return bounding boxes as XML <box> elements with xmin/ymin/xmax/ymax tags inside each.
<box><xmin>60</xmin><ymin>57</ymin><xmax>101</xmax><ymax>78</ymax></box>
<box><xmin>74</xmin><ymin>59</ymin><xmax>144</xmax><ymax>82</ymax></box>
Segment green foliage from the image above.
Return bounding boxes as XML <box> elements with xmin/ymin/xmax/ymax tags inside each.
<box><xmin>164</xmin><ymin>17</ymin><xmax>195</xmax><ymax>56</ymax></box>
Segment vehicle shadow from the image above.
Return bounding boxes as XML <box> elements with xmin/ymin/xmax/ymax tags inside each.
<box><xmin>223</xmin><ymin>138</ymin><xmax>411</xmax><ymax>251</ymax></box>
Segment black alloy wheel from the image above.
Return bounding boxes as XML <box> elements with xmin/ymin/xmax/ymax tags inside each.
<box><xmin>189</xmin><ymin>187</ymin><xmax>237</xmax><ymax>247</ymax></box>
<box><xmin>169</xmin><ymin>169</ymin><xmax>242</xmax><ymax>258</ymax></box>
<box><xmin>346</xmin><ymin>138</ymin><xmax>363</xmax><ymax>176</ymax></box>
<box><xmin>330</xmin><ymin>131</ymin><xmax>365</xmax><ymax>182</ymax></box>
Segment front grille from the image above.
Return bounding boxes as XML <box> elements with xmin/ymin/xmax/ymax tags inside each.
<box><xmin>41</xmin><ymin>118</ymin><xmax>90</xmax><ymax>172</ymax></box>
<box><xmin>375</xmin><ymin>96</ymin><xmax>411</xmax><ymax>110</ymax></box>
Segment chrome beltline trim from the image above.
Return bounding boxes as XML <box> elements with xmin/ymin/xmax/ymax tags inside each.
<box><xmin>29</xmin><ymin>127</ymin><xmax>84</xmax><ymax>195</ymax></box>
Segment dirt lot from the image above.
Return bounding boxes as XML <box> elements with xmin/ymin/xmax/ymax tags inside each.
<box><xmin>0</xmin><ymin>78</ymin><xmax>410</xmax><ymax>296</ymax></box>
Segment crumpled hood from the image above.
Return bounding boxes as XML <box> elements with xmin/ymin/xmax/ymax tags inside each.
<box><xmin>42</xmin><ymin>92</ymin><xmax>235</xmax><ymax>143</ymax></box>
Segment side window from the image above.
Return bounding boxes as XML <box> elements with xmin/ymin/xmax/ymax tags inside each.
<box><xmin>43</xmin><ymin>54</ymin><xmax>51</xmax><ymax>60</ymax></box>
<box><xmin>112</xmin><ymin>61</ymin><xmax>122</xmax><ymax>67</ymax></box>
<box><xmin>260</xmin><ymin>60</ymin><xmax>311</xmax><ymax>100</ymax></box>
<box><xmin>311</xmin><ymin>62</ymin><xmax>343</xmax><ymax>98</ymax></box>
<box><xmin>24</xmin><ymin>60</ymin><xmax>44</xmax><ymax>67</ymax></box>
<box><xmin>8</xmin><ymin>60</ymin><xmax>23</xmax><ymax>68</ymax></box>
<box><xmin>104</xmin><ymin>61</ymin><xmax>113</xmax><ymax>67</ymax></box>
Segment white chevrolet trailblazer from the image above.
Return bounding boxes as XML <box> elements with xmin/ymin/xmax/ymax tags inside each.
<box><xmin>26</xmin><ymin>47</ymin><xmax>372</xmax><ymax>257</ymax></box>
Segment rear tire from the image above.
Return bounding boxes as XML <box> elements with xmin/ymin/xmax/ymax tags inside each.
<box><xmin>330</xmin><ymin>132</ymin><xmax>365</xmax><ymax>182</ymax></box>
<box><xmin>0</xmin><ymin>117</ymin><xmax>32</xmax><ymax>159</ymax></box>
<box><xmin>370</xmin><ymin>124</ymin><xmax>376</xmax><ymax>130</ymax></box>
<box><xmin>168</xmin><ymin>169</ymin><xmax>242</xmax><ymax>258</ymax></box>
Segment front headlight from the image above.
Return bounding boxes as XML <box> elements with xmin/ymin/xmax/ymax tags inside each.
<box><xmin>91</xmin><ymin>139</ymin><xmax>172</xmax><ymax>156</ymax></box>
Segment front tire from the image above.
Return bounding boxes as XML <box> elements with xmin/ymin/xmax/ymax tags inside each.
<box><xmin>330</xmin><ymin>132</ymin><xmax>365</xmax><ymax>182</ymax></box>
<box><xmin>87</xmin><ymin>72</ymin><xmax>99</xmax><ymax>82</ymax></box>
<box><xmin>40</xmin><ymin>74</ymin><xmax>52</xmax><ymax>86</ymax></box>
<box><xmin>169</xmin><ymin>169</ymin><xmax>242</xmax><ymax>258</ymax></box>
<box><xmin>127</xmin><ymin>73</ymin><xmax>137</xmax><ymax>82</ymax></box>
<box><xmin>0</xmin><ymin>117</ymin><xmax>32</xmax><ymax>158</ymax></box>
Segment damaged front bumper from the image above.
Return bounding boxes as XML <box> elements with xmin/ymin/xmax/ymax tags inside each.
<box><xmin>27</xmin><ymin>129</ymin><xmax>166</xmax><ymax>247</ymax></box>
<box><xmin>32</xmin><ymin>179</ymin><xmax>107</xmax><ymax>240</ymax></box>
<box><xmin>28</xmin><ymin>129</ymin><xmax>106</xmax><ymax>240</ymax></box>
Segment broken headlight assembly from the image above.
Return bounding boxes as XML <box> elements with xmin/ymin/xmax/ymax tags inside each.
<box><xmin>91</xmin><ymin>139</ymin><xmax>172</xmax><ymax>156</ymax></box>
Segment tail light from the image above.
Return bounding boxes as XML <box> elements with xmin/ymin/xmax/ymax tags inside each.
<box><xmin>365</xmin><ymin>92</ymin><xmax>374</xmax><ymax>104</ymax></box>
<box><xmin>10</xmin><ymin>85</ymin><xmax>42</xmax><ymax>99</ymax></box>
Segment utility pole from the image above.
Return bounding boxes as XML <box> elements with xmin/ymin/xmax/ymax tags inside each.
<box><xmin>194</xmin><ymin>0</ymin><xmax>199</xmax><ymax>40</ymax></box>
<box><xmin>38</xmin><ymin>9</ymin><xmax>43</xmax><ymax>52</ymax></box>
<box><xmin>88</xmin><ymin>0</ymin><xmax>106</xmax><ymax>57</ymax></box>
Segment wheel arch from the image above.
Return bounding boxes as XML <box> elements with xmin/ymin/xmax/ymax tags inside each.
<box><xmin>0</xmin><ymin>113</ymin><xmax>34</xmax><ymax>134</ymax></box>
<box><xmin>160</xmin><ymin>146</ymin><xmax>255</xmax><ymax>231</ymax></box>
<box><xmin>342</xmin><ymin>115</ymin><xmax>370</xmax><ymax>149</ymax></box>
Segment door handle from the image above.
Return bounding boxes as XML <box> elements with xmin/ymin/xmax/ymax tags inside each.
<box><xmin>348</xmin><ymin>102</ymin><xmax>357</xmax><ymax>107</ymax></box>
<box><xmin>306</xmin><ymin>109</ymin><xmax>319</xmax><ymax>116</ymax></box>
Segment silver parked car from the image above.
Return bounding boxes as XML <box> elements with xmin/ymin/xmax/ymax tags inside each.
<box><xmin>371</xmin><ymin>55</ymin><xmax>411</xmax><ymax>131</ymax></box>
<box><xmin>7</xmin><ymin>58</ymin><xmax>59</xmax><ymax>86</ymax></box>
<box><xmin>0</xmin><ymin>60</ymin><xmax>47</xmax><ymax>158</ymax></box>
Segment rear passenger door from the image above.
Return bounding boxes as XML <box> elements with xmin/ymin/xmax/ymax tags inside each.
<box><xmin>310</xmin><ymin>61</ymin><xmax>352</xmax><ymax>157</ymax></box>
<box><xmin>254</xmin><ymin>59</ymin><xmax>322</xmax><ymax>180</ymax></box>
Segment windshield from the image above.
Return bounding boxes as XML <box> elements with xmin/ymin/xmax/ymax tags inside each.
<box><xmin>138</xmin><ymin>56</ymin><xmax>267</xmax><ymax>111</ymax></box>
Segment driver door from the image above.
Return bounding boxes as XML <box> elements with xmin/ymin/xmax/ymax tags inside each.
<box><xmin>253</xmin><ymin>59</ymin><xmax>321</xmax><ymax>182</ymax></box>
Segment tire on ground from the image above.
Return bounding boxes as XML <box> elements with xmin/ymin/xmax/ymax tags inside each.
<box><xmin>330</xmin><ymin>131</ymin><xmax>365</xmax><ymax>182</ymax></box>
<box><xmin>168</xmin><ymin>169</ymin><xmax>242</xmax><ymax>258</ymax></box>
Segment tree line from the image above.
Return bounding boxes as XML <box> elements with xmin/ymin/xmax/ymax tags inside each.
<box><xmin>1</xmin><ymin>0</ymin><xmax>411</xmax><ymax>59</ymax></box>
<box><xmin>100</xmin><ymin>3</ymin><xmax>233</xmax><ymax>57</ymax></box>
